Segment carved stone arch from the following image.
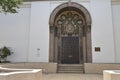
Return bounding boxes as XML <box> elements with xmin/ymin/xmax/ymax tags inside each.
<box><xmin>49</xmin><ymin>2</ymin><xmax>92</xmax><ymax>27</ymax></box>
<box><xmin>49</xmin><ymin>2</ymin><xmax>92</xmax><ymax>63</ymax></box>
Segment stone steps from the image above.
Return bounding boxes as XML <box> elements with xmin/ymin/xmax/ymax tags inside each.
<box><xmin>57</xmin><ymin>64</ymin><xmax>84</xmax><ymax>73</ymax></box>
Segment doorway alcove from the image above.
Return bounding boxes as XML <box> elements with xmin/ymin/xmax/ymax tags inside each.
<box><xmin>49</xmin><ymin>2</ymin><xmax>92</xmax><ymax>64</ymax></box>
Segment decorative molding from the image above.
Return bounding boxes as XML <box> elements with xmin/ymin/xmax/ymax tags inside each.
<box><xmin>49</xmin><ymin>2</ymin><xmax>91</xmax><ymax>27</ymax></box>
<box><xmin>19</xmin><ymin>2</ymin><xmax>31</xmax><ymax>8</ymax></box>
<box><xmin>49</xmin><ymin>2</ymin><xmax>92</xmax><ymax>63</ymax></box>
<box><xmin>50</xmin><ymin>26</ymin><xmax>54</xmax><ymax>33</ymax></box>
<box><xmin>112</xmin><ymin>0</ymin><xmax>120</xmax><ymax>2</ymax></box>
<box><xmin>23</xmin><ymin>0</ymin><xmax>90</xmax><ymax>2</ymax></box>
<box><xmin>56</xmin><ymin>11</ymin><xmax>84</xmax><ymax>35</ymax></box>
<box><xmin>112</xmin><ymin>1</ymin><xmax>120</xmax><ymax>5</ymax></box>
<box><xmin>22</xmin><ymin>0</ymin><xmax>120</xmax><ymax>5</ymax></box>
<box><xmin>23</xmin><ymin>0</ymin><xmax>120</xmax><ymax>3</ymax></box>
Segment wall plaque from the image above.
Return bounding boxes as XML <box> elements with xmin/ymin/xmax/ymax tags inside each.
<box><xmin>95</xmin><ymin>47</ymin><xmax>101</xmax><ymax>52</ymax></box>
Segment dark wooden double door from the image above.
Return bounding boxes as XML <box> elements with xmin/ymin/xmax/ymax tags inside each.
<box><xmin>61</xmin><ymin>37</ymin><xmax>83</xmax><ymax>64</ymax></box>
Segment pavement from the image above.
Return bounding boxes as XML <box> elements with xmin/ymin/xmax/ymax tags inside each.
<box><xmin>43</xmin><ymin>73</ymin><xmax>103</xmax><ymax>80</ymax></box>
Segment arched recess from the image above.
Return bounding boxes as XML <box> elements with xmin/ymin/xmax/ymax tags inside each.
<box><xmin>49</xmin><ymin>2</ymin><xmax>92</xmax><ymax>63</ymax></box>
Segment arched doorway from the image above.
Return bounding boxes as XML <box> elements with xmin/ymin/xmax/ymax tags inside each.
<box><xmin>49</xmin><ymin>2</ymin><xmax>92</xmax><ymax>64</ymax></box>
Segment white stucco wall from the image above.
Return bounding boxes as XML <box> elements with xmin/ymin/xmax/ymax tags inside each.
<box><xmin>28</xmin><ymin>2</ymin><xmax>50</xmax><ymax>62</ymax></box>
<box><xmin>112</xmin><ymin>4</ymin><xmax>120</xmax><ymax>63</ymax></box>
<box><xmin>28</xmin><ymin>1</ymin><xmax>90</xmax><ymax>62</ymax></box>
<box><xmin>0</xmin><ymin>6</ymin><xmax>30</xmax><ymax>62</ymax></box>
<box><xmin>0</xmin><ymin>0</ymin><xmax>118</xmax><ymax>63</ymax></box>
<box><xmin>29</xmin><ymin>0</ymin><xmax>116</xmax><ymax>63</ymax></box>
<box><xmin>91</xmin><ymin>0</ymin><xmax>115</xmax><ymax>63</ymax></box>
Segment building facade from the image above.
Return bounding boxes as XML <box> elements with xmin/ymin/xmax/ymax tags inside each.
<box><xmin>0</xmin><ymin>0</ymin><xmax>120</xmax><ymax>64</ymax></box>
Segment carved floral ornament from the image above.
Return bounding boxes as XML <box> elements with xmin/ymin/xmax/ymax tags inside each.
<box><xmin>55</xmin><ymin>11</ymin><xmax>85</xmax><ymax>35</ymax></box>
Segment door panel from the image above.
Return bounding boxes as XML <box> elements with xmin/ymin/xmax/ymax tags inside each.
<box><xmin>61</xmin><ymin>37</ymin><xmax>79</xmax><ymax>64</ymax></box>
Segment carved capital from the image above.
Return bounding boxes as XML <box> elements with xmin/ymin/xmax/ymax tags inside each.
<box><xmin>87</xmin><ymin>25</ymin><xmax>91</xmax><ymax>33</ymax></box>
<box><xmin>50</xmin><ymin>26</ymin><xmax>54</xmax><ymax>33</ymax></box>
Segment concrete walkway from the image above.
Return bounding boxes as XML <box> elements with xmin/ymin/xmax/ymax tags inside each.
<box><xmin>43</xmin><ymin>73</ymin><xmax>103</xmax><ymax>80</ymax></box>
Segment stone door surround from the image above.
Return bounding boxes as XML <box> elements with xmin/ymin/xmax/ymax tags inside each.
<box><xmin>49</xmin><ymin>2</ymin><xmax>92</xmax><ymax>63</ymax></box>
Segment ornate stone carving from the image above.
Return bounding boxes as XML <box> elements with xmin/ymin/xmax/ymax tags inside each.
<box><xmin>50</xmin><ymin>26</ymin><xmax>54</xmax><ymax>33</ymax></box>
<box><xmin>49</xmin><ymin>2</ymin><xmax>91</xmax><ymax>27</ymax></box>
<box><xmin>49</xmin><ymin>2</ymin><xmax>92</xmax><ymax>63</ymax></box>
<box><xmin>55</xmin><ymin>11</ymin><xmax>84</xmax><ymax>35</ymax></box>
